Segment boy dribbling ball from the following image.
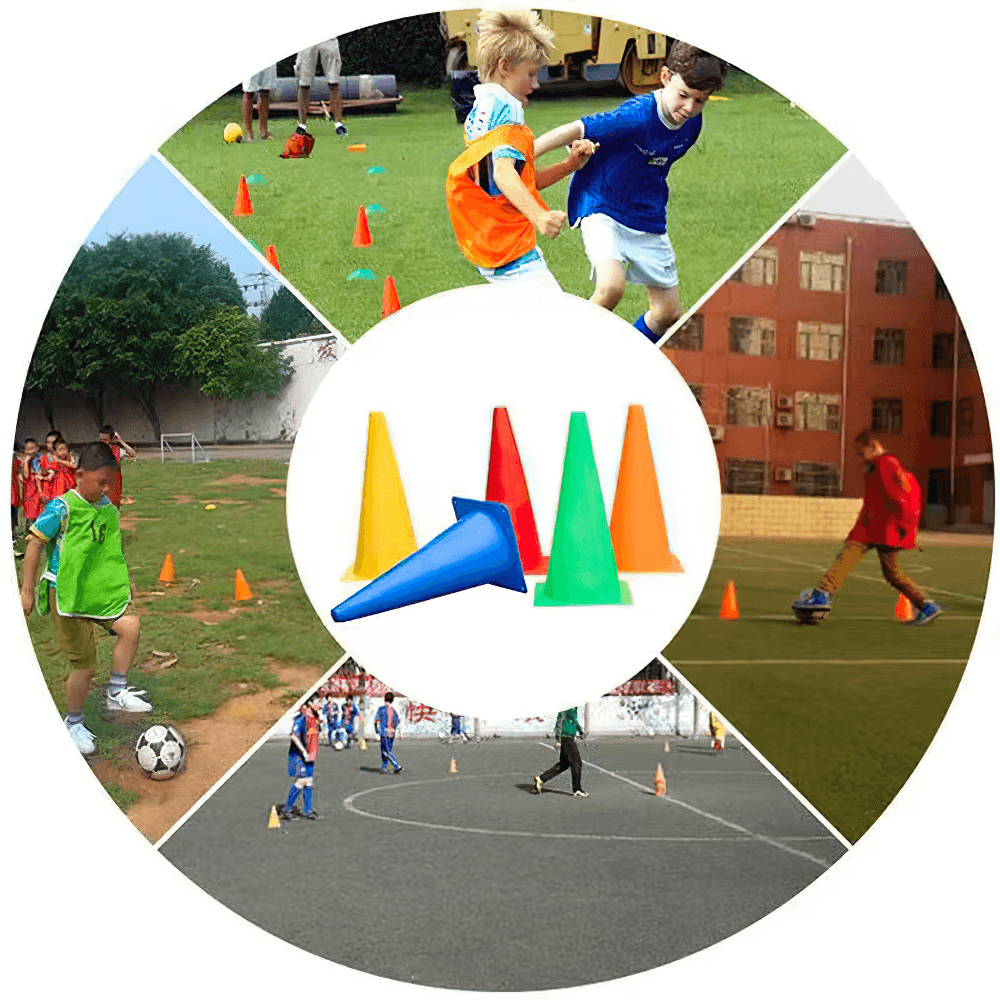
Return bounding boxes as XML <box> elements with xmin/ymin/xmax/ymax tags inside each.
<box><xmin>533</xmin><ymin>41</ymin><xmax>728</xmax><ymax>342</ymax></box>
<box><xmin>19</xmin><ymin>442</ymin><xmax>150</xmax><ymax>756</ymax></box>
<box><xmin>446</xmin><ymin>10</ymin><xmax>597</xmax><ymax>289</ymax></box>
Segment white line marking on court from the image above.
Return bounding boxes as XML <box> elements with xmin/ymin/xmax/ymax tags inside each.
<box><xmin>342</xmin><ymin>774</ymin><xmax>838</xmax><ymax>859</ymax></box>
<box><xmin>538</xmin><ymin>746</ymin><xmax>833</xmax><ymax>868</ymax></box>
<box><xmin>718</xmin><ymin>544</ymin><xmax>986</xmax><ymax>604</ymax></box>
<box><xmin>670</xmin><ymin>659</ymin><xmax>966</xmax><ymax>665</ymax></box>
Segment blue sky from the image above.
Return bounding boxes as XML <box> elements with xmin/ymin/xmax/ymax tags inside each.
<box><xmin>85</xmin><ymin>156</ymin><xmax>280</xmax><ymax>313</ymax></box>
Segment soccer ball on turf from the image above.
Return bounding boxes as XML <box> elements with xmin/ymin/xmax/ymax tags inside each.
<box><xmin>135</xmin><ymin>725</ymin><xmax>186</xmax><ymax>780</ymax></box>
<box><xmin>223</xmin><ymin>122</ymin><xmax>243</xmax><ymax>144</ymax></box>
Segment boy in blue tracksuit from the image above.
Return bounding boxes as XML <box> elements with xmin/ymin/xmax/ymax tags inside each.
<box><xmin>340</xmin><ymin>693</ymin><xmax>359</xmax><ymax>746</ymax></box>
<box><xmin>533</xmin><ymin>40</ymin><xmax>727</xmax><ymax>343</ymax></box>
<box><xmin>325</xmin><ymin>696</ymin><xmax>340</xmax><ymax>746</ymax></box>
<box><xmin>374</xmin><ymin>692</ymin><xmax>403</xmax><ymax>774</ymax></box>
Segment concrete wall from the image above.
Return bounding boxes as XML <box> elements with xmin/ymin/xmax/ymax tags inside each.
<box><xmin>720</xmin><ymin>494</ymin><xmax>863</xmax><ymax>539</ymax></box>
<box><xmin>15</xmin><ymin>333</ymin><xmax>346</xmax><ymax>446</ymax></box>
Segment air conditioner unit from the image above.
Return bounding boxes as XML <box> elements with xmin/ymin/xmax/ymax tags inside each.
<box><xmin>776</xmin><ymin>394</ymin><xmax>794</xmax><ymax>409</ymax></box>
<box><xmin>708</xmin><ymin>424</ymin><xmax>726</xmax><ymax>442</ymax></box>
<box><xmin>775</xmin><ymin>412</ymin><xmax>795</xmax><ymax>428</ymax></box>
<box><xmin>796</xmin><ymin>211</ymin><xmax>817</xmax><ymax>228</ymax></box>
<box><xmin>774</xmin><ymin>467</ymin><xmax>793</xmax><ymax>482</ymax></box>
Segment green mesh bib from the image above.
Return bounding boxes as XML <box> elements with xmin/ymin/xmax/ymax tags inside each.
<box><xmin>53</xmin><ymin>490</ymin><xmax>131</xmax><ymax>619</ymax></box>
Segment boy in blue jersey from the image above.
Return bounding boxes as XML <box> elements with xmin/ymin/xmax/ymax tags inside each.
<box><xmin>324</xmin><ymin>694</ymin><xmax>340</xmax><ymax>746</ymax></box>
<box><xmin>340</xmin><ymin>692</ymin><xmax>359</xmax><ymax>746</ymax></box>
<box><xmin>19</xmin><ymin>442</ymin><xmax>150</xmax><ymax>756</ymax></box>
<box><xmin>533</xmin><ymin>41</ymin><xmax>728</xmax><ymax>342</ymax></box>
<box><xmin>279</xmin><ymin>691</ymin><xmax>323</xmax><ymax>820</ymax></box>
<box><xmin>374</xmin><ymin>691</ymin><xmax>403</xmax><ymax>774</ymax></box>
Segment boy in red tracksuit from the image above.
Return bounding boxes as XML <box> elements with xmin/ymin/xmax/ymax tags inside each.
<box><xmin>793</xmin><ymin>429</ymin><xmax>943</xmax><ymax>625</ymax></box>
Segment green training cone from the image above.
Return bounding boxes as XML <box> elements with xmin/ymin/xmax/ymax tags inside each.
<box><xmin>534</xmin><ymin>412</ymin><xmax>631</xmax><ymax>607</ymax></box>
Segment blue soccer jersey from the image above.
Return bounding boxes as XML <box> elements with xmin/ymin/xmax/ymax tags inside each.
<box><xmin>568</xmin><ymin>92</ymin><xmax>702</xmax><ymax>234</ymax></box>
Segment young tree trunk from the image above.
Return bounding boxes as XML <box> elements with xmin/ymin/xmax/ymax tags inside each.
<box><xmin>84</xmin><ymin>386</ymin><xmax>105</xmax><ymax>431</ymax></box>
<box><xmin>132</xmin><ymin>382</ymin><xmax>162</xmax><ymax>443</ymax></box>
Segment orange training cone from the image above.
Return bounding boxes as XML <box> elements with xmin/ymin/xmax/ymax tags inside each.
<box><xmin>352</xmin><ymin>205</ymin><xmax>372</xmax><ymax>247</ymax></box>
<box><xmin>265</xmin><ymin>245</ymin><xmax>281</xmax><ymax>272</ymax></box>
<box><xmin>234</xmin><ymin>569</ymin><xmax>253</xmax><ymax>601</ymax></box>
<box><xmin>720</xmin><ymin>580</ymin><xmax>739</xmax><ymax>620</ymax></box>
<box><xmin>610</xmin><ymin>404</ymin><xmax>683</xmax><ymax>572</ymax></box>
<box><xmin>653</xmin><ymin>762</ymin><xmax>666</xmax><ymax>796</ymax></box>
<box><xmin>158</xmin><ymin>553</ymin><xmax>175</xmax><ymax>585</ymax></box>
<box><xmin>895</xmin><ymin>593</ymin><xmax>915</xmax><ymax>621</ymax></box>
<box><xmin>234</xmin><ymin>175</ymin><xmax>253</xmax><ymax>216</ymax></box>
<box><xmin>485</xmin><ymin>407</ymin><xmax>548</xmax><ymax>575</ymax></box>
<box><xmin>268</xmin><ymin>805</ymin><xmax>281</xmax><ymax>829</ymax></box>
<box><xmin>449</xmin><ymin>758</ymin><xmax>458</xmax><ymax>774</ymax></box>
<box><xmin>663</xmin><ymin>739</ymin><xmax>670</xmax><ymax>753</ymax></box>
<box><xmin>382</xmin><ymin>276</ymin><xmax>401</xmax><ymax>318</ymax></box>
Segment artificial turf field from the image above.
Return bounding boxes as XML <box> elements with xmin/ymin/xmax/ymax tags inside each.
<box><xmin>664</xmin><ymin>538</ymin><xmax>991</xmax><ymax>842</ymax></box>
<box><xmin>159</xmin><ymin>735</ymin><xmax>845</xmax><ymax>991</ymax></box>
<box><xmin>160</xmin><ymin>82</ymin><xmax>845</xmax><ymax>342</ymax></box>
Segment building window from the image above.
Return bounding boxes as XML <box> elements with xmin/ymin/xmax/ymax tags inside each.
<box><xmin>958</xmin><ymin>328</ymin><xmax>975</xmax><ymax>367</ymax></box>
<box><xmin>666</xmin><ymin>314</ymin><xmax>704</xmax><ymax>351</ymax></box>
<box><xmin>935</xmin><ymin>270</ymin><xmax>951</xmax><ymax>301</ymax></box>
<box><xmin>726</xmin><ymin>386</ymin><xmax>770</xmax><ymax>426</ymax></box>
<box><xmin>688</xmin><ymin>383</ymin><xmax>702</xmax><ymax>406</ymax></box>
<box><xmin>793</xmin><ymin>461</ymin><xmax>841</xmax><ymax>497</ymax></box>
<box><xmin>799</xmin><ymin>250</ymin><xmax>845</xmax><ymax>292</ymax></box>
<box><xmin>957</xmin><ymin>397</ymin><xmax>974</xmax><ymax>436</ymax></box>
<box><xmin>875</xmin><ymin>259</ymin><xmax>908</xmax><ymax>294</ymax></box>
<box><xmin>796</xmin><ymin>321</ymin><xmax>843</xmax><ymax>361</ymax></box>
<box><xmin>725</xmin><ymin>458</ymin><xmax>767</xmax><ymax>495</ymax></box>
<box><xmin>932</xmin><ymin>333</ymin><xmax>954</xmax><ymax>369</ymax></box>
<box><xmin>795</xmin><ymin>391</ymin><xmax>841</xmax><ymax>432</ymax></box>
<box><xmin>872</xmin><ymin>397</ymin><xmax>903</xmax><ymax>433</ymax></box>
<box><xmin>729</xmin><ymin>316</ymin><xmax>776</xmax><ymax>356</ymax></box>
<box><xmin>930</xmin><ymin>401</ymin><xmax>952</xmax><ymax>437</ymax></box>
<box><xmin>732</xmin><ymin>245</ymin><xmax>778</xmax><ymax>286</ymax></box>
<box><xmin>873</xmin><ymin>328</ymin><xmax>905</xmax><ymax>365</ymax></box>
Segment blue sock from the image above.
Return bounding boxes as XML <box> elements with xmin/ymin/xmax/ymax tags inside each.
<box><xmin>109</xmin><ymin>673</ymin><xmax>127</xmax><ymax>695</ymax></box>
<box><xmin>303</xmin><ymin>786</ymin><xmax>313</xmax><ymax>813</ymax></box>
<box><xmin>285</xmin><ymin>785</ymin><xmax>301</xmax><ymax>811</ymax></box>
<box><xmin>633</xmin><ymin>313</ymin><xmax>660</xmax><ymax>344</ymax></box>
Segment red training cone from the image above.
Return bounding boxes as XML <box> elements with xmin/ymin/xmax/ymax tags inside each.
<box><xmin>485</xmin><ymin>407</ymin><xmax>548</xmax><ymax>575</ymax></box>
<box><xmin>895</xmin><ymin>593</ymin><xmax>915</xmax><ymax>621</ymax></box>
<box><xmin>234</xmin><ymin>175</ymin><xmax>253</xmax><ymax>217</ymax></box>
<box><xmin>265</xmin><ymin>245</ymin><xmax>281</xmax><ymax>272</ymax></box>
<box><xmin>382</xmin><ymin>276</ymin><xmax>401</xmax><ymax>318</ymax></box>
<box><xmin>720</xmin><ymin>580</ymin><xmax>739</xmax><ymax>620</ymax></box>
<box><xmin>352</xmin><ymin>206</ymin><xmax>372</xmax><ymax>247</ymax></box>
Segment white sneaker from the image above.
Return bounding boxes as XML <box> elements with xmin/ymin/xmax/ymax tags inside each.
<box><xmin>66</xmin><ymin>720</ymin><xmax>96</xmax><ymax>754</ymax></box>
<box><xmin>105</xmin><ymin>685</ymin><xmax>152</xmax><ymax>712</ymax></box>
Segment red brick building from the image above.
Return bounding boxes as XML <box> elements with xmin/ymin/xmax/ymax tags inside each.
<box><xmin>662</xmin><ymin>162</ymin><xmax>992</xmax><ymax>527</ymax></box>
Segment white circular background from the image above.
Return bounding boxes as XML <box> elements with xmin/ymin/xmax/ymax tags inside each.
<box><xmin>287</xmin><ymin>284</ymin><xmax>720</xmax><ymax>718</ymax></box>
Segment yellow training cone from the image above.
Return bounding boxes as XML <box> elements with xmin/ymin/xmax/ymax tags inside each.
<box><xmin>449</xmin><ymin>757</ymin><xmax>458</xmax><ymax>774</ymax></box>
<box><xmin>343</xmin><ymin>412</ymin><xmax>418</xmax><ymax>581</ymax></box>
<box><xmin>358</xmin><ymin>737</ymin><xmax>368</xmax><ymax>751</ymax></box>
<box><xmin>653</xmin><ymin>762</ymin><xmax>666</xmax><ymax>796</ymax></box>
<box><xmin>268</xmin><ymin>805</ymin><xmax>281</xmax><ymax>829</ymax></box>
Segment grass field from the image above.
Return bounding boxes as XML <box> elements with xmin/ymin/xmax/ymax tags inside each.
<box><xmin>160</xmin><ymin>83</ymin><xmax>845</xmax><ymax>341</ymax></box>
<box><xmin>21</xmin><ymin>459</ymin><xmax>343</xmax><ymax>799</ymax></box>
<box><xmin>664</xmin><ymin>538</ymin><xmax>990</xmax><ymax>841</ymax></box>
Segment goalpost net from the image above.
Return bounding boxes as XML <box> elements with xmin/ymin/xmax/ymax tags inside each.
<box><xmin>160</xmin><ymin>433</ymin><xmax>210</xmax><ymax>463</ymax></box>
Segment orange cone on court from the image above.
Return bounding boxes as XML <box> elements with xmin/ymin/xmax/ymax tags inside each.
<box><xmin>234</xmin><ymin>175</ymin><xmax>253</xmax><ymax>216</ymax></box>
<box><xmin>268</xmin><ymin>805</ymin><xmax>281</xmax><ymax>829</ymax></box>
<box><xmin>720</xmin><ymin>580</ymin><xmax>739</xmax><ymax>620</ymax></box>
<box><xmin>352</xmin><ymin>205</ymin><xmax>372</xmax><ymax>247</ymax></box>
<box><xmin>158</xmin><ymin>553</ymin><xmax>175</xmax><ymax>585</ymax></box>
<box><xmin>653</xmin><ymin>762</ymin><xmax>666</xmax><ymax>796</ymax></box>
<box><xmin>895</xmin><ymin>593</ymin><xmax>915</xmax><ymax>621</ymax></box>
<box><xmin>382</xmin><ymin>276</ymin><xmax>401</xmax><ymax>318</ymax></box>
<box><xmin>265</xmin><ymin>245</ymin><xmax>281</xmax><ymax>272</ymax></box>
<box><xmin>449</xmin><ymin>757</ymin><xmax>458</xmax><ymax>774</ymax></box>
<box><xmin>609</xmin><ymin>404</ymin><xmax>683</xmax><ymax>572</ymax></box>
<box><xmin>234</xmin><ymin>569</ymin><xmax>253</xmax><ymax>601</ymax></box>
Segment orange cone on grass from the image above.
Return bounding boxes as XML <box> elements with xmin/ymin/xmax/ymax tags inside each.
<box><xmin>382</xmin><ymin>276</ymin><xmax>401</xmax><ymax>318</ymax></box>
<box><xmin>895</xmin><ymin>593</ymin><xmax>915</xmax><ymax>621</ymax></box>
<box><xmin>234</xmin><ymin>175</ymin><xmax>253</xmax><ymax>216</ymax></box>
<box><xmin>609</xmin><ymin>404</ymin><xmax>683</xmax><ymax>572</ymax></box>
<box><xmin>235</xmin><ymin>569</ymin><xmax>253</xmax><ymax>601</ymax></box>
<box><xmin>720</xmin><ymin>580</ymin><xmax>739</xmax><ymax>620</ymax></box>
<box><xmin>158</xmin><ymin>553</ymin><xmax>175</xmax><ymax>585</ymax></box>
<box><xmin>352</xmin><ymin>205</ymin><xmax>372</xmax><ymax>247</ymax></box>
<box><xmin>265</xmin><ymin>245</ymin><xmax>281</xmax><ymax>272</ymax></box>
<box><xmin>653</xmin><ymin>762</ymin><xmax>666</xmax><ymax>796</ymax></box>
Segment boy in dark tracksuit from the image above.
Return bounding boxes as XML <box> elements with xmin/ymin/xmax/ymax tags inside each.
<box><xmin>533</xmin><ymin>707</ymin><xmax>588</xmax><ymax>797</ymax></box>
<box><xmin>374</xmin><ymin>692</ymin><xmax>403</xmax><ymax>774</ymax></box>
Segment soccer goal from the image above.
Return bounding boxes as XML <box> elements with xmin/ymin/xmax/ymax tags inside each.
<box><xmin>160</xmin><ymin>433</ymin><xmax>210</xmax><ymax>463</ymax></box>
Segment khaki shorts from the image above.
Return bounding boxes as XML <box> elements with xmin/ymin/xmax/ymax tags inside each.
<box><xmin>48</xmin><ymin>586</ymin><xmax>129</xmax><ymax>674</ymax></box>
<box><xmin>295</xmin><ymin>39</ymin><xmax>341</xmax><ymax>87</ymax></box>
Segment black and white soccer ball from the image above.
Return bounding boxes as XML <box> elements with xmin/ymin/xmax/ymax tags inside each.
<box><xmin>135</xmin><ymin>725</ymin><xmax>186</xmax><ymax>780</ymax></box>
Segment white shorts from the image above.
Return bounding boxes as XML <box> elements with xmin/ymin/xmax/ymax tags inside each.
<box><xmin>477</xmin><ymin>248</ymin><xmax>562</xmax><ymax>291</ymax></box>
<box><xmin>579</xmin><ymin>213</ymin><xmax>678</xmax><ymax>289</ymax></box>
<box><xmin>295</xmin><ymin>39</ymin><xmax>342</xmax><ymax>87</ymax></box>
<box><xmin>242</xmin><ymin>65</ymin><xmax>277</xmax><ymax>92</ymax></box>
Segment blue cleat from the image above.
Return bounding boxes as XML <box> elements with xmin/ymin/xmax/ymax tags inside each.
<box><xmin>910</xmin><ymin>601</ymin><xmax>943</xmax><ymax>625</ymax></box>
<box><xmin>792</xmin><ymin>588</ymin><xmax>832</xmax><ymax>611</ymax></box>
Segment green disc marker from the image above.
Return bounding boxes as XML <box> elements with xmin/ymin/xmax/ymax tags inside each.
<box><xmin>246</xmin><ymin>174</ymin><xmax>267</xmax><ymax>185</ymax></box>
<box><xmin>534</xmin><ymin>412</ymin><xmax>631</xmax><ymax>607</ymax></box>
<box><xmin>367</xmin><ymin>203</ymin><xmax>386</xmax><ymax>214</ymax></box>
<box><xmin>367</xmin><ymin>166</ymin><xmax>385</xmax><ymax>175</ymax></box>
<box><xmin>347</xmin><ymin>268</ymin><xmax>376</xmax><ymax>281</ymax></box>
